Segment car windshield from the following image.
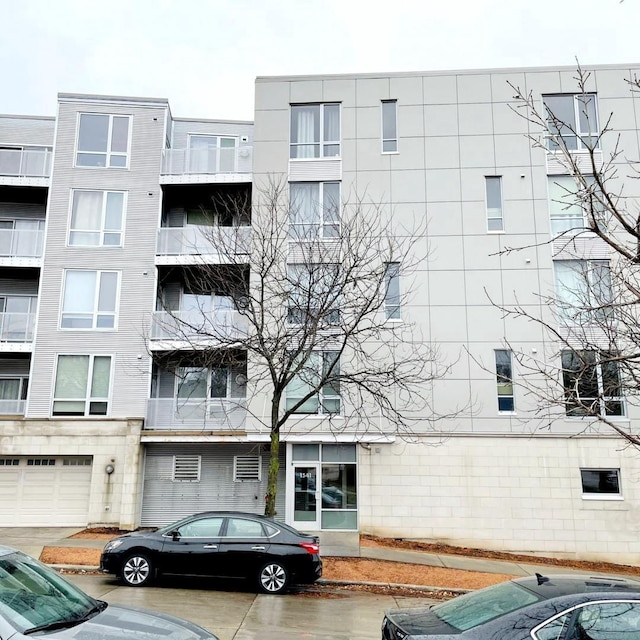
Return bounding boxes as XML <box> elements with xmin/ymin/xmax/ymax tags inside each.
<box><xmin>0</xmin><ymin>550</ymin><xmax>100</xmax><ymax>633</ymax></box>
<box><xmin>157</xmin><ymin>514</ymin><xmax>200</xmax><ymax>535</ymax></box>
<box><xmin>431</xmin><ymin>580</ymin><xmax>541</xmax><ymax>631</ymax></box>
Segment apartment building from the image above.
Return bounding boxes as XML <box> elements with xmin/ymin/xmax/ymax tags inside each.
<box><xmin>1</xmin><ymin>63</ymin><xmax>640</xmax><ymax>563</ymax></box>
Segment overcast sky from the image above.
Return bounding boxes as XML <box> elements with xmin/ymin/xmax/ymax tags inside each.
<box><xmin>1</xmin><ymin>0</ymin><xmax>638</xmax><ymax>120</ymax></box>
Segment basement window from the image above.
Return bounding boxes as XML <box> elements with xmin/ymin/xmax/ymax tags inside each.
<box><xmin>173</xmin><ymin>455</ymin><xmax>201</xmax><ymax>482</ymax></box>
<box><xmin>234</xmin><ymin>455</ymin><xmax>261</xmax><ymax>482</ymax></box>
<box><xmin>580</xmin><ymin>468</ymin><xmax>621</xmax><ymax>499</ymax></box>
<box><xmin>0</xmin><ymin>459</ymin><xmax>19</xmax><ymax>466</ymax></box>
<box><xmin>27</xmin><ymin>459</ymin><xmax>55</xmax><ymax>466</ymax></box>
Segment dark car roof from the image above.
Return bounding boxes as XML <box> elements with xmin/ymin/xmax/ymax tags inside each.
<box><xmin>513</xmin><ymin>573</ymin><xmax>640</xmax><ymax>599</ymax></box>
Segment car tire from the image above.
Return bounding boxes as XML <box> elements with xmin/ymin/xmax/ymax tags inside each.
<box><xmin>121</xmin><ymin>553</ymin><xmax>153</xmax><ymax>587</ymax></box>
<box><xmin>257</xmin><ymin>561</ymin><xmax>289</xmax><ymax>594</ymax></box>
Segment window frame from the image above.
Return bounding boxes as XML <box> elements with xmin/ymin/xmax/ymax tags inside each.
<box><xmin>187</xmin><ymin>134</ymin><xmax>238</xmax><ymax>173</ymax></box>
<box><xmin>60</xmin><ymin>269</ymin><xmax>121</xmax><ymax>330</ymax></box>
<box><xmin>286</xmin><ymin>351</ymin><xmax>341</xmax><ymax>415</ymax></box>
<box><xmin>548</xmin><ymin>175</ymin><xmax>604</xmax><ymax>236</ymax></box>
<box><xmin>384</xmin><ymin>262</ymin><xmax>401</xmax><ymax>320</ymax></box>
<box><xmin>542</xmin><ymin>93</ymin><xmax>599</xmax><ymax>152</ymax></box>
<box><xmin>381</xmin><ymin>100</ymin><xmax>398</xmax><ymax>153</ymax></box>
<box><xmin>75</xmin><ymin>113</ymin><xmax>131</xmax><ymax>169</ymax></box>
<box><xmin>290</xmin><ymin>103</ymin><xmax>341</xmax><ymax>159</ymax></box>
<box><xmin>52</xmin><ymin>354</ymin><xmax>113</xmax><ymax>417</ymax></box>
<box><xmin>68</xmin><ymin>189</ymin><xmax>127</xmax><ymax>247</ymax></box>
<box><xmin>288</xmin><ymin>181</ymin><xmax>341</xmax><ymax>240</ymax></box>
<box><xmin>175</xmin><ymin>366</ymin><xmax>233</xmax><ymax>400</ymax></box>
<box><xmin>580</xmin><ymin>468</ymin><xmax>622</xmax><ymax>500</ymax></box>
<box><xmin>485</xmin><ymin>176</ymin><xmax>504</xmax><ymax>232</ymax></box>
<box><xmin>494</xmin><ymin>349</ymin><xmax>515</xmax><ymax>413</ymax></box>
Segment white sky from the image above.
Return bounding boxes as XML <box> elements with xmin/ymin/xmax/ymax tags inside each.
<box><xmin>1</xmin><ymin>0</ymin><xmax>638</xmax><ymax>121</ymax></box>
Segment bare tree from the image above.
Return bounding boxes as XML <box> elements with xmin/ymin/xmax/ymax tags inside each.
<box><xmin>151</xmin><ymin>177</ymin><xmax>456</xmax><ymax>516</ymax></box>
<box><xmin>491</xmin><ymin>64</ymin><xmax>640</xmax><ymax>446</ymax></box>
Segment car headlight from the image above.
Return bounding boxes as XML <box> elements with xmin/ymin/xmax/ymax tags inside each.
<box><xmin>103</xmin><ymin>539</ymin><xmax>124</xmax><ymax>552</ymax></box>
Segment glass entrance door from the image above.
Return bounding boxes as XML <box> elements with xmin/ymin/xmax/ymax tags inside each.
<box><xmin>293</xmin><ymin>464</ymin><xmax>320</xmax><ymax>528</ymax></box>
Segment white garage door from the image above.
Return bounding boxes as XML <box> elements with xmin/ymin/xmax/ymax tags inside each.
<box><xmin>0</xmin><ymin>456</ymin><xmax>92</xmax><ymax>526</ymax></box>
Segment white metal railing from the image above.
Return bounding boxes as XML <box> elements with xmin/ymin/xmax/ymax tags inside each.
<box><xmin>0</xmin><ymin>148</ymin><xmax>52</xmax><ymax>178</ymax></box>
<box><xmin>0</xmin><ymin>312</ymin><xmax>35</xmax><ymax>342</ymax></box>
<box><xmin>161</xmin><ymin>146</ymin><xmax>252</xmax><ymax>176</ymax></box>
<box><xmin>0</xmin><ymin>399</ymin><xmax>26</xmax><ymax>415</ymax></box>
<box><xmin>0</xmin><ymin>229</ymin><xmax>44</xmax><ymax>258</ymax></box>
<box><xmin>150</xmin><ymin>309</ymin><xmax>247</xmax><ymax>341</ymax></box>
<box><xmin>156</xmin><ymin>225</ymin><xmax>251</xmax><ymax>256</ymax></box>
<box><xmin>145</xmin><ymin>397</ymin><xmax>248</xmax><ymax>430</ymax></box>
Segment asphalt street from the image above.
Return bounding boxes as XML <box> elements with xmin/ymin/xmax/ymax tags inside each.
<box><xmin>67</xmin><ymin>573</ymin><xmax>435</xmax><ymax>640</ymax></box>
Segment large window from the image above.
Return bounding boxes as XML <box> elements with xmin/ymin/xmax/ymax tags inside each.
<box><xmin>495</xmin><ymin>349</ymin><xmax>514</xmax><ymax>412</ymax></box>
<box><xmin>548</xmin><ymin>175</ymin><xmax>603</xmax><ymax>235</ymax></box>
<box><xmin>485</xmin><ymin>176</ymin><xmax>503</xmax><ymax>232</ymax></box>
<box><xmin>289</xmin><ymin>182</ymin><xmax>340</xmax><ymax>239</ymax></box>
<box><xmin>53</xmin><ymin>354</ymin><xmax>111</xmax><ymax>416</ymax></box>
<box><xmin>561</xmin><ymin>350</ymin><xmax>623</xmax><ymax>417</ymax></box>
<box><xmin>554</xmin><ymin>259</ymin><xmax>613</xmax><ymax>324</ymax></box>
<box><xmin>381</xmin><ymin>100</ymin><xmax>398</xmax><ymax>153</ymax></box>
<box><xmin>384</xmin><ymin>262</ymin><xmax>400</xmax><ymax>320</ymax></box>
<box><xmin>287</xmin><ymin>264</ymin><xmax>340</xmax><ymax>325</ymax></box>
<box><xmin>76</xmin><ymin>113</ymin><xmax>130</xmax><ymax>168</ymax></box>
<box><xmin>543</xmin><ymin>93</ymin><xmax>598</xmax><ymax>151</ymax></box>
<box><xmin>69</xmin><ymin>190</ymin><xmax>125</xmax><ymax>246</ymax></box>
<box><xmin>286</xmin><ymin>351</ymin><xmax>340</xmax><ymax>414</ymax></box>
<box><xmin>61</xmin><ymin>270</ymin><xmax>119</xmax><ymax>329</ymax></box>
<box><xmin>580</xmin><ymin>468</ymin><xmax>621</xmax><ymax>498</ymax></box>
<box><xmin>290</xmin><ymin>103</ymin><xmax>340</xmax><ymax>158</ymax></box>
<box><xmin>188</xmin><ymin>135</ymin><xmax>237</xmax><ymax>173</ymax></box>
<box><xmin>176</xmin><ymin>366</ymin><xmax>233</xmax><ymax>400</ymax></box>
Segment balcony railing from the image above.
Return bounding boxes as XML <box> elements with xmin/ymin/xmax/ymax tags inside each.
<box><xmin>0</xmin><ymin>399</ymin><xmax>26</xmax><ymax>415</ymax></box>
<box><xmin>150</xmin><ymin>309</ymin><xmax>247</xmax><ymax>342</ymax></box>
<box><xmin>161</xmin><ymin>146</ymin><xmax>252</xmax><ymax>176</ymax></box>
<box><xmin>156</xmin><ymin>225</ymin><xmax>250</xmax><ymax>257</ymax></box>
<box><xmin>145</xmin><ymin>397</ymin><xmax>248</xmax><ymax>430</ymax></box>
<box><xmin>0</xmin><ymin>229</ymin><xmax>44</xmax><ymax>258</ymax></box>
<box><xmin>0</xmin><ymin>148</ymin><xmax>52</xmax><ymax>178</ymax></box>
<box><xmin>0</xmin><ymin>312</ymin><xmax>35</xmax><ymax>342</ymax></box>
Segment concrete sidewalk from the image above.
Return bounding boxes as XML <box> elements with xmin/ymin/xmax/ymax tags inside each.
<box><xmin>0</xmin><ymin>527</ymin><xmax>635</xmax><ymax>583</ymax></box>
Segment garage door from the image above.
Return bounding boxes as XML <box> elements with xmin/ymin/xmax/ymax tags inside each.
<box><xmin>0</xmin><ymin>456</ymin><xmax>92</xmax><ymax>526</ymax></box>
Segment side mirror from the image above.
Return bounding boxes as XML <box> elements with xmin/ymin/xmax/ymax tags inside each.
<box><xmin>171</xmin><ymin>530</ymin><xmax>181</xmax><ymax>541</ymax></box>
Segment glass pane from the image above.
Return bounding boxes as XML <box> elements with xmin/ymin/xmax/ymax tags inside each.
<box><xmin>577</xmin><ymin>94</ymin><xmax>598</xmax><ymax>136</ymax></box>
<box><xmin>91</xmin><ymin>356</ymin><xmax>111</xmax><ymax>397</ymax></box>
<box><xmin>322</xmin><ymin>444</ymin><xmax>356</xmax><ymax>463</ymax></box>
<box><xmin>294</xmin><ymin>466</ymin><xmax>317</xmax><ymax>521</ymax></box>
<box><xmin>323</xmin><ymin>182</ymin><xmax>340</xmax><ymax>224</ymax></box>
<box><xmin>543</xmin><ymin>95</ymin><xmax>576</xmax><ymax>131</ymax></box>
<box><xmin>323</xmin><ymin>104</ymin><xmax>340</xmax><ymax>142</ymax></box>
<box><xmin>71</xmin><ymin>191</ymin><xmax>103</xmax><ymax>232</ymax></box>
<box><xmin>536</xmin><ymin>614</ymin><xmax>570</xmax><ymax>640</ymax></box>
<box><xmin>105</xmin><ymin>192</ymin><xmax>124</xmax><ymax>230</ymax></box>
<box><xmin>581</xmin><ymin>469</ymin><xmax>620</xmax><ymax>494</ymax></box>
<box><xmin>76</xmin><ymin>153</ymin><xmax>106</xmax><ymax>167</ymax></box>
<box><xmin>485</xmin><ymin>177</ymin><xmax>502</xmax><ymax>210</ymax></box>
<box><xmin>95</xmin><ymin>314</ymin><xmax>114</xmax><ymax>329</ymax></box>
<box><xmin>210</xmin><ymin>367</ymin><xmax>228</xmax><ymax>398</ymax></box>
<box><xmin>487</xmin><ymin>216</ymin><xmax>503</xmax><ymax>231</ymax></box>
<box><xmin>54</xmin><ymin>355</ymin><xmax>89</xmax><ymax>398</ymax></box>
<box><xmin>89</xmin><ymin>401</ymin><xmax>108</xmax><ymax>415</ymax></box>
<box><xmin>321</xmin><ymin>510</ymin><xmax>357</xmax><ymax>530</ymax></box>
<box><xmin>110</xmin><ymin>117</ymin><xmax>129</xmax><ymax>153</ymax></box>
<box><xmin>53</xmin><ymin>400</ymin><xmax>85</xmax><ymax>416</ymax></box>
<box><xmin>291</xmin><ymin>105</ymin><xmax>319</xmax><ymax>144</ymax></box>
<box><xmin>97</xmin><ymin>272</ymin><xmax>118</xmax><ymax>313</ymax></box>
<box><xmin>382</xmin><ymin>140</ymin><xmax>398</xmax><ymax>153</ymax></box>
<box><xmin>78</xmin><ymin>114</ymin><xmax>109</xmax><ymax>152</ymax></box>
<box><xmin>382</xmin><ymin>101</ymin><xmax>397</xmax><ymax>140</ymax></box>
<box><xmin>177</xmin><ymin>368</ymin><xmax>207</xmax><ymax>399</ymax></box>
<box><xmin>498</xmin><ymin>397</ymin><xmax>514</xmax><ymax>412</ymax></box>
<box><xmin>292</xmin><ymin>444</ymin><xmax>319</xmax><ymax>461</ymax></box>
<box><xmin>63</xmin><ymin>271</ymin><xmax>96</xmax><ymax>314</ymax></box>
<box><xmin>109</xmin><ymin>155</ymin><xmax>127</xmax><ymax>168</ymax></box>
<box><xmin>0</xmin><ymin>378</ymin><xmax>20</xmax><ymax>400</ymax></box>
<box><xmin>103</xmin><ymin>232</ymin><xmax>121</xmax><ymax>246</ymax></box>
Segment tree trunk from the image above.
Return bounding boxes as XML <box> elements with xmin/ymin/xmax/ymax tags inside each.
<box><xmin>264</xmin><ymin>400</ymin><xmax>281</xmax><ymax>518</ymax></box>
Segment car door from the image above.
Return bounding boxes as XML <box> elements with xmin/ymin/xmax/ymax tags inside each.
<box><xmin>159</xmin><ymin>516</ymin><xmax>224</xmax><ymax>577</ymax></box>
<box><xmin>215</xmin><ymin>516</ymin><xmax>271</xmax><ymax>579</ymax></box>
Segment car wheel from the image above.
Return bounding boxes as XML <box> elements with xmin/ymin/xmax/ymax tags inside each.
<box><xmin>257</xmin><ymin>561</ymin><xmax>289</xmax><ymax>594</ymax></box>
<box><xmin>121</xmin><ymin>553</ymin><xmax>153</xmax><ymax>586</ymax></box>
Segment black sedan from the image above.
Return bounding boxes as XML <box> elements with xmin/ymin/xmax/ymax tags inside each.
<box><xmin>100</xmin><ymin>511</ymin><xmax>322</xmax><ymax>594</ymax></box>
<box><xmin>382</xmin><ymin>573</ymin><xmax>640</xmax><ymax>639</ymax></box>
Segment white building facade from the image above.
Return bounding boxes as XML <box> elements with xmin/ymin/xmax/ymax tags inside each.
<box><xmin>1</xmin><ymin>64</ymin><xmax>640</xmax><ymax>563</ymax></box>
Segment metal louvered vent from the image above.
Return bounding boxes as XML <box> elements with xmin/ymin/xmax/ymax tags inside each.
<box><xmin>234</xmin><ymin>455</ymin><xmax>261</xmax><ymax>482</ymax></box>
<box><xmin>173</xmin><ymin>455</ymin><xmax>201</xmax><ymax>482</ymax></box>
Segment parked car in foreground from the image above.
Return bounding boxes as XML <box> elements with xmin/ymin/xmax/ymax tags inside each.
<box><xmin>382</xmin><ymin>573</ymin><xmax>640</xmax><ymax>639</ymax></box>
<box><xmin>100</xmin><ymin>511</ymin><xmax>322</xmax><ymax>594</ymax></box>
<box><xmin>0</xmin><ymin>545</ymin><xmax>218</xmax><ymax>640</ymax></box>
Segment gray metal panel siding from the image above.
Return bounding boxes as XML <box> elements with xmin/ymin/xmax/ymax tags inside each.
<box><xmin>26</xmin><ymin>99</ymin><xmax>168</xmax><ymax>418</ymax></box>
<box><xmin>141</xmin><ymin>443</ymin><xmax>286</xmax><ymax>526</ymax></box>
<box><xmin>0</xmin><ymin>203</ymin><xmax>46</xmax><ymax>220</ymax></box>
<box><xmin>171</xmin><ymin>120</ymin><xmax>254</xmax><ymax>150</ymax></box>
<box><xmin>0</xmin><ymin>116</ymin><xmax>55</xmax><ymax>147</ymax></box>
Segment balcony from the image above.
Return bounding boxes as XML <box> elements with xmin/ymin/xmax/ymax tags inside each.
<box><xmin>149</xmin><ymin>310</ymin><xmax>247</xmax><ymax>350</ymax></box>
<box><xmin>0</xmin><ymin>227</ymin><xmax>44</xmax><ymax>265</ymax></box>
<box><xmin>0</xmin><ymin>312</ymin><xmax>35</xmax><ymax>352</ymax></box>
<box><xmin>160</xmin><ymin>146</ymin><xmax>252</xmax><ymax>184</ymax></box>
<box><xmin>0</xmin><ymin>148</ymin><xmax>52</xmax><ymax>186</ymax></box>
<box><xmin>0</xmin><ymin>399</ymin><xmax>26</xmax><ymax>415</ymax></box>
<box><xmin>156</xmin><ymin>225</ymin><xmax>250</xmax><ymax>264</ymax></box>
<box><xmin>145</xmin><ymin>397</ymin><xmax>248</xmax><ymax>431</ymax></box>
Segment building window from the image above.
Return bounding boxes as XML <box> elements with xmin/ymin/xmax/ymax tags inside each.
<box><xmin>234</xmin><ymin>455</ymin><xmax>261</xmax><ymax>482</ymax></box>
<box><xmin>27</xmin><ymin>458</ymin><xmax>55</xmax><ymax>466</ymax></box>
<box><xmin>485</xmin><ymin>176</ymin><xmax>503</xmax><ymax>232</ymax></box>
<box><xmin>61</xmin><ymin>270</ymin><xmax>119</xmax><ymax>329</ymax></box>
<box><xmin>542</xmin><ymin>94</ymin><xmax>598</xmax><ymax>151</ymax></box>
<box><xmin>289</xmin><ymin>182</ymin><xmax>340</xmax><ymax>239</ymax></box>
<box><xmin>548</xmin><ymin>175</ymin><xmax>604</xmax><ymax>236</ymax></box>
<box><xmin>0</xmin><ymin>377</ymin><xmax>28</xmax><ymax>413</ymax></box>
<box><xmin>188</xmin><ymin>135</ymin><xmax>237</xmax><ymax>173</ymax></box>
<box><xmin>381</xmin><ymin>100</ymin><xmax>398</xmax><ymax>153</ymax></box>
<box><xmin>580</xmin><ymin>469</ymin><xmax>621</xmax><ymax>498</ymax></box>
<box><xmin>0</xmin><ymin>218</ymin><xmax>45</xmax><ymax>257</ymax></box>
<box><xmin>554</xmin><ymin>260</ymin><xmax>613</xmax><ymax>324</ymax></box>
<box><xmin>561</xmin><ymin>350</ymin><xmax>623</xmax><ymax>417</ymax></box>
<box><xmin>286</xmin><ymin>351</ymin><xmax>340</xmax><ymax>414</ymax></box>
<box><xmin>62</xmin><ymin>457</ymin><xmax>92</xmax><ymax>466</ymax></box>
<box><xmin>69</xmin><ymin>190</ymin><xmax>125</xmax><ymax>246</ymax></box>
<box><xmin>384</xmin><ymin>262</ymin><xmax>400</xmax><ymax>320</ymax></box>
<box><xmin>173</xmin><ymin>455</ymin><xmax>201</xmax><ymax>482</ymax></box>
<box><xmin>76</xmin><ymin>113</ymin><xmax>130</xmax><ymax>168</ymax></box>
<box><xmin>495</xmin><ymin>350</ymin><xmax>514</xmax><ymax>412</ymax></box>
<box><xmin>53</xmin><ymin>355</ymin><xmax>111</xmax><ymax>416</ymax></box>
<box><xmin>290</xmin><ymin>103</ymin><xmax>340</xmax><ymax>158</ymax></box>
<box><xmin>0</xmin><ymin>296</ymin><xmax>36</xmax><ymax>341</ymax></box>
<box><xmin>0</xmin><ymin>459</ymin><xmax>19</xmax><ymax>466</ymax></box>
<box><xmin>287</xmin><ymin>264</ymin><xmax>340</xmax><ymax>325</ymax></box>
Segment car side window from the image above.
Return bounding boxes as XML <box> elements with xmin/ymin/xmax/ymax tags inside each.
<box><xmin>534</xmin><ymin>613</ymin><xmax>570</xmax><ymax>640</ymax></box>
<box><xmin>177</xmin><ymin>517</ymin><xmax>224</xmax><ymax>537</ymax></box>
<box><xmin>225</xmin><ymin>517</ymin><xmax>265</xmax><ymax>538</ymax></box>
<box><xmin>574</xmin><ymin>602</ymin><xmax>640</xmax><ymax>639</ymax></box>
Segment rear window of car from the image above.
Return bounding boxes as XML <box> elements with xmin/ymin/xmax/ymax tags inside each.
<box><xmin>431</xmin><ymin>581</ymin><xmax>541</xmax><ymax>631</ymax></box>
